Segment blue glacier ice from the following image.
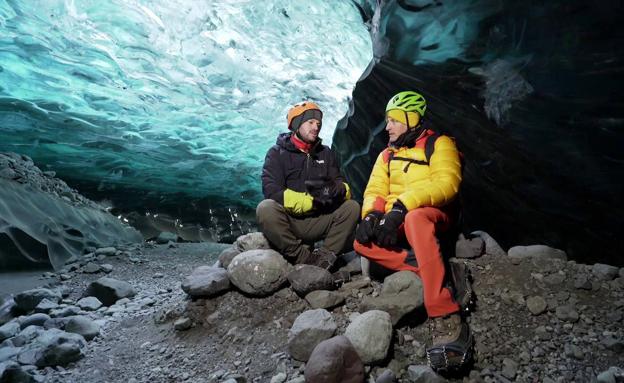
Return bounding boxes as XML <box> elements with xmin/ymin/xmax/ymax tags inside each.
<box><xmin>0</xmin><ymin>0</ymin><xmax>371</xmax><ymax>215</ymax></box>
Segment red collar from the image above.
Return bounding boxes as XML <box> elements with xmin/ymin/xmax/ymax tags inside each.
<box><xmin>291</xmin><ymin>133</ymin><xmax>314</xmax><ymax>153</ymax></box>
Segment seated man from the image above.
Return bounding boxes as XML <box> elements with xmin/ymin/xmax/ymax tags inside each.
<box><xmin>257</xmin><ymin>101</ymin><xmax>360</xmax><ymax>270</ymax></box>
<box><xmin>353</xmin><ymin>91</ymin><xmax>473</xmax><ymax>372</ymax></box>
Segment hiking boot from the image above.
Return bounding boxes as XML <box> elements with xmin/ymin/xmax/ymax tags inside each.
<box><xmin>309</xmin><ymin>247</ymin><xmax>337</xmax><ymax>270</ymax></box>
<box><xmin>426</xmin><ymin>313</ymin><xmax>473</xmax><ymax>372</ymax></box>
<box><xmin>448</xmin><ymin>260</ymin><xmax>474</xmax><ymax>313</ymax></box>
<box><xmin>331</xmin><ymin>270</ymin><xmax>351</xmax><ymax>287</ymax></box>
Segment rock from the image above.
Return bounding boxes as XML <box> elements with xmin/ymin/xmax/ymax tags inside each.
<box><xmin>375</xmin><ymin>369</ymin><xmax>396</xmax><ymax>383</ymax></box>
<box><xmin>455</xmin><ymin>235</ymin><xmax>485</xmax><ymax>259</ymax></box>
<box><xmin>156</xmin><ymin>231</ymin><xmax>178</xmax><ymax>244</ymax></box>
<box><xmin>76</xmin><ymin>297</ymin><xmax>103</xmax><ymax>311</ymax></box>
<box><xmin>49</xmin><ymin>306</ymin><xmax>81</xmax><ymax>318</ymax></box>
<box><xmin>174</xmin><ymin>318</ymin><xmax>192</xmax><ymax>331</ymax></box>
<box><xmin>470</xmin><ymin>230</ymin><xmax>507</xmax><ymax>257</ymax></box>
<box><xmin>526</xmin><ymin>296</ymin><xmax>547</xmax><ymax>315</ymax></box>
<box><xmin>288</xmin><ymin>265</ymin><xmax>335</xmax><ymax>297</ymax></box>
<box><xmin>304</xmin><ymin>335</ymin><xmax>364</xmax><ymax>383</ymax></box>
<box><xmin>270</xmin><ymin>372</ymin><xmax>287</xmax><ymax>383</ymax></box>
<box><xmin>181</xmin><ymin>266</ymin><xmax>230</xmax><ymax>297</ymax></box>
<box><xmin>227</xmin><ymin>250</ymin><xmax>289</xmax><ymax>296</ymax></box>
<box><xmin>95</xmin><ymin>247</ymin><xmax>117</xmax><ymax>256</ymax></box>
<box><xmin>507</xmin><ymin>245</ymin><xmax>567</xmax><ymax>261</ymax></box>
<box><xmin>573</xmin><ymin>274</ymin><xmax>592</xmax><ymax>290</ymax></box>
<box><xmin>602</xmin><ymin>336</ymin><xmax>624</xmax><ymax>353</ymax></box>
<box><xmin>592</xmin><ymin>263</ymin><xmax>619</xmax><ymax>281</ymax></box>
<box><xmin>288</xmin><ymin>309</ymin><xmax>337</xmax><ymax>361</ymax></box>
<box><xmin>0</xmin><ymin>346</ymin><xmax>21</xmax><ymax>363</ymax></box>
<box><xmin>0</xmin><ymin>361</ymin><xmax>42</xmax><ymax>383</ymax></box>
<box><xmin>14</xmin><ymin>289</ymin><xmax>61</xmax><ymax>312</ymax></box>
<box><xmin>344</xmin><ymin>310</ymin><xmax>392</xmax><ymax>364</ymax></box>
<box><xmin>84</xmin><ymin>277</ymin><xmax>136</xmax><ymax>306</ymax></box>
<box><xmin>555</xmin><ymin>305</ymin><xmax>579</xmax><ymax>322</ymax></box>
<box><xmin>235</xmin><ymin>232</ymin><xmax>271</xmax><ymax>252</ymax></box>
<box><xmin>16</xmin><ymin>328</ymin><xmax>86</xmax><ymax>367</ymax></box>
<box><xmin>12</xmin><ymin>326</ymin><xmax>42</xmax><ymax>347</ymax></box>
<box><xmin>564</xmin><ymin>343</ymin><xmax>584</xmax><ymax>360</ymax></box>
<box><xmin>406</xmin><ymin>365</ymin><xmax>445</xmax><ymax>382</ymax></box>
<box><xmin>360</xmin><ymin>271</ymin><xmax>423</xmax><ymax>325</ymax></box>
<box><xmin>64</xmin><ymin>316</ymin><xmax>100</xmax><ymax>341</ymax></box>
<box><xmin>0</xmin><ymin>322</ymin><xmax>20</xmax><ymax>342</ymax></box>
<box><xmin>33</xmin><ymin>299</ymin><xmax>59</xmax><ymax>314</ymax></box>
<box><xmin>305</xmin><ymin>290</ymin><xmax>346</xmax><ymax>310</ymax></box>
<box><xmin>501</xmin><ymin>358</ymin><xmax>518</xmax><ymax>380</ymax></box>
<box><xmin>100</xmin><ymin>264</ymin><xmax>113</xmax><ymax>273</ymax></box>
<box><xmin>19</xmin><ymin>314</ymin><xmax>51</xmax><ymax>329</ymax></box>
<box><xmin>82</xmin><ymin>262</ymin><xmax>101</xmax><ymax>274</ymax></box>
<box><xmin>596</xmin><ymin>367</ymin><xmax>623</xmax><ymax>383</ymax></box>
<box><xmin>218</xmin><ymin>247</ymin><xmax>241</xmax><ymax>269</ymax></box>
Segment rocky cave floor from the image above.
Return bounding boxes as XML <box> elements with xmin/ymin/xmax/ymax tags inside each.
<box><xmin>2</xmin><ymin>239</ymin><xmax>624</xmax><ymax>383</ymax></box>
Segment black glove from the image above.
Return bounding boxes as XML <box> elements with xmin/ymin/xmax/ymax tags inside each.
<box><xmin>306</xmin><ymin>178</ymin><xmax>344</xmax><ymax>209</ymax></box>
<box><xmin>355</xmin><ymin>211</ymin><xmax>383</xmax><ymax>244</ymax></box>
<box><xmin>375</xmin><ymin>201</ymin><xmax>408</xmax><ymax>248</ymax></box>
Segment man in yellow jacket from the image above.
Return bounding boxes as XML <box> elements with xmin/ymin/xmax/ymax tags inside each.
<box><xmin>354</xmin><ymin>91</ymin><xmax>472</xmax><ymax>372</ymax></box>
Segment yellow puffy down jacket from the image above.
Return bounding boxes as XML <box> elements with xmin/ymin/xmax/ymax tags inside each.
<box><xmin>362</xmin><ymin>130</ymin><xmax>462</xmax><ymax>218</ymax></box>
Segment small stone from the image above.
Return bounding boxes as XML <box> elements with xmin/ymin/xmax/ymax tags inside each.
<box><xmin>95</xmin><ymin>247</ymin><xmax>117</xmax><ymax>256</ymax></box>
<box><xmin>174</xmin><ymin>318</ymin><xmax>192</xmax><ymax>331</ymax></box>
<box><xmin>101</xmin><ymin>264</ymin><xmax>113</xmax><ymax>273</ymax></box>
<box><xmin>526</xmin><ymin>296</ymin><xmax>548</xmax><ymax>315</ymax></box>
<box><xmin>82</xmin><ymin>262</ymin><xmax>101</xmax><ymax>274</ymax></box>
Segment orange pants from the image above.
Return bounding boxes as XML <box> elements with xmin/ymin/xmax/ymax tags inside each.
<box><xmin>354</xmin><ymin>207</ymin><xmax>459</xmax><ymax>318</ymax></box>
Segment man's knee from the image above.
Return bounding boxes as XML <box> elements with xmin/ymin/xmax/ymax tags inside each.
<box><xmin>338</xmin><ymin>199</ymin><xmax>361</xmax><ymax>221</ymax></box>
<box><xmin>406</xmin><ymin>208</ymin><xmax>432</xmax><ymax>227</ymax></box>
<box><xmin>256</xmin><ymin>199</ymin><xmax>284</xmax><ymax>224</ymax></box>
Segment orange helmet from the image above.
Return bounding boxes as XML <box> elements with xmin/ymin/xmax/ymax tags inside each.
<box><xmin>287</xmin><ymin>101</ymin><xmax>323</xmax><ymax>131</ymax></box>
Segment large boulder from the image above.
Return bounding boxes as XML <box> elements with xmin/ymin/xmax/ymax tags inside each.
<box><xmin>227</xmin><ymin>249</ymin><xmax>290</xmax><ymax>296</ymax></box>
<box><xmin>288</xmin><ymin>265</ymin><xmax>335</xmax><ymax>297</ymax></box>
<box><xmin>360</xmin><ymin>271</ymin><xmax>423</xmax><ymax>325</ymax></box>
<box><xmin>305</xmin><ymin>336</ymin><xmax>364</xmax><ymax>383</ymax></box>
<box><xmin>288</xmin><ymin>309</ymin><xmax>337</xmax><ymax>361</ymax></box>
<box><xmin>84</xmin><ymin>277</ymin><xmax>136</xmax><ymax>306</ymax></box>
<box><xmin>14</xmin><ymin>289</ymin><xmax>61</xmax><ymax>312</ymax></box>
<box><xmin>181</xmin><ymin>266</ymin><xmax>230</xmax><ymax>297</ymax></box>
<box><xmin>508</xmin><ymin>245</ymin><xmax>567</xmax><ymax>261</ymax></box>
<box><xmin>16</xmin><ymin>328</ymin><xmax>86</xmax><ymax>367</ymax></box>
<box><xmin>344</xmin><ymin>310</ymin><xmax>393</xmax><ymax>364</ymax></box>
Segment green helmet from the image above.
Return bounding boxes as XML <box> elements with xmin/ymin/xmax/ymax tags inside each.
<box><xmin>386</xmin><ymin>91</ymin><xmax>427</xmax><ymax>117</ymax></box>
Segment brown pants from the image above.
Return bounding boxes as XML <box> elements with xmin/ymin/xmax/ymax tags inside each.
<box><xmin>256</xmin><ymin>199</ymin><xmax>360</xmax><ymax>261</ymax></box>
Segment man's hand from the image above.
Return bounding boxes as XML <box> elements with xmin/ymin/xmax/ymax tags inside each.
<box><xmin>375</xmin><ymin>202</ymin><xmax>408</xmax><ymax>247</ymax></box>
<box><xmin>355</xmin><ymin>211</ymin><xmax>383</xmax><ymax>244</ymax></box>
<box><xmin>306</xmin><ymin>178</ymin><xmax>345</xmax><ymax>209</ymax></box>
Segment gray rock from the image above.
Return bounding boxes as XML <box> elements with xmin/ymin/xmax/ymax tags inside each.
<box><xmin>235</xmin><ymin>232</ymin><xmax>271</xmax><ymax>252</ymax></box>
<box><xmin>543</xmin><ymin>272</ymin><xmax>566</xmax><ymax>285</ymax></box>
<box><xmin>455</xmin><ymin>235</ymin><xmax>485</xmax><ymax>259</ymax></box>
<box><xmin>12</xmin><ymin>326</ymin><xmax>41</xmax><ymax>347</ymax></box>
<box><xmin>181</xmin><ymin>266</ymin><xmax>231</xmax><ymax>297</ymax></box>
<box><xmin>555</xmin><ymin>305</ymin><xmax>579</xmax><ymax>322</ymax></box>
<box><xmin>0</xmin><ymin>361</ymin><xmax>42</xmax><ymax>383</ymax></box>
<box><xmin>156</xmin><ymin>231</ymin><xmax>178</xmax><ymax>244</ymax></box>
<box><xmin>14</xmin><ymin>289</ymin><xmax>61</xmax><ymax>312</ymax></box>
<box><xmin>0</xmin><ymin>322</ymin><xmax>20</xmax><ymax>342</ymax></box>
<box><xmin>376</xmin><ymin>369</ymin><xmax>396</xmax><ymax>383</ymax></box>
<box><xmin>360</xmin><ymin>271</ymin><xmax>423</xmax><ymax>325</ymax></box>
<box><xmin>470</xmin><ymin>230</ymin><xmax>507</xmax><ymax>257</ymax></box>
<box><xmin>84</xmin><ymin>277</ymin><xmax>136</xmax><ymax>306</ymax></box>
<box><xmin>82</xmin><ymin>262</ymin><xmax>101</xmax><ymax>274</ymax></box>
<box><xmin>592</xmin><ymin>263</ymin><xmax>620</xmax><ymax>281</ymax></box>
<box><xmin>344</xmin><ymin>310</ymin><xmax>393</xmax><ymax>364</ymax></box>
<box><xmin>16</xmin><ymin>328</ymin><xmax>86</xmax><ymax>367</ymax></box>
<box><xmin>304</xmin><ymin>336</ymin><xmax>364</xmax><ymax>383</ymax></box>
<box><xmin>305</xmin><ymin>290</ymin><xmax>346</xmax><ymax>310</ymax></box>
<box><xmin>573</xmin><ymin>274</ymin><xmax>592</xmax><ymax>290</ymax></box>
<box><xmin>602</xmin><ymin>336</ymin><xmax>624</xmax><ymax>353</ymax></box>
<box><xmin>270</xmin><ymin>372</ymin><xmax>287</xmax><ymax>383</ymax></box>
<box><xmin>564</xmin><ymin>343</ymin><xmax>584</xmax><ymax>360</ymax></box>
<box><xmin>508</xmin><ymin>245</ymin><xmax>567</xmax><ymax>261</ymax></box>
<box><xmin>218</xmin><ymin>247</ymin><xmax>241</xmax><ymax>269</ymax></box>
<box><xmin>100</xmin><ymin>264</ymin><xmax>113</xmax><ymax>273</ymax></box>
<box><xmin>288</xmin><ymin>265</ymin><xmax>335</xmax><ymax>297</ymax></box>
<box><xmin>174</xmin><ymin>317</ymin><xmax>192</xmax><ymax>331</ymax></box>
<box><xmin>526</xmin><ymin>296</ymin><xmax>547</xmax><ymax>315</ymax></box>
<box><xmin>0</xmin><ymin>346</ymin><xmax>20</xmax><ymax>363</ymax></box>
<box><xmin>33</xmin><ymin>299</ymin><xmax>59</xmax><ymax>314</ymax></box>
<box><xmin>288</xmin><ymin>309</ymin><xmax>337</xmax><ymax>361</ymax></box>
<box><xmin>95</xmin><ymin>247</ymin><xmax>117</xmax><ymax>256</ymax></box>
<box><xmin>406</xmin><ymin>365</ymin><xmax>445</xmax><ymax>382</ymax></box>
<box><xmin>49</xmin><ymin>306</ymin><xmax>81</xmax><ymax>318</ymax></box>
<box><xmin>64</xmin><ymin>316</ymin><xmax>100</xmax><ymax>341</ymax></box>
<box><xmin>227</xmin><ymin>249</ymin><xmax>289</xmax><ymax>296</ymax></box>
<box><xmin>76</xmin><ymin>297</ymin><xmax>103</xmax><ymax>311</ymax></box>
<box><xmin>501</xmin><ymin>358</ymin><xmax>518</xmax><ymax>380</ymax></box>
<box><xmin>596</xmin><ymin>367</ymin><xmax>623</xmax><ymax>383</ymax></box>
<box><xmin>19</xmin><ymin>314</ymin><xmax>51</xmax><ymax>329</ymax></box>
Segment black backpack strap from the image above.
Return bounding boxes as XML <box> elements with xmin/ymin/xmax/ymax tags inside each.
<box><xmin>425</xmin><ymin>132</ymin><xmax>441</xmax><ymax>163</ymax></box>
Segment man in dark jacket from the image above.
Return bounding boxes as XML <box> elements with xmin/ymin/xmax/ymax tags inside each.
<box><xmin>256</xmin><ymin>101</ymin><xmax>360</xmax><ymax>269</ymax></box>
